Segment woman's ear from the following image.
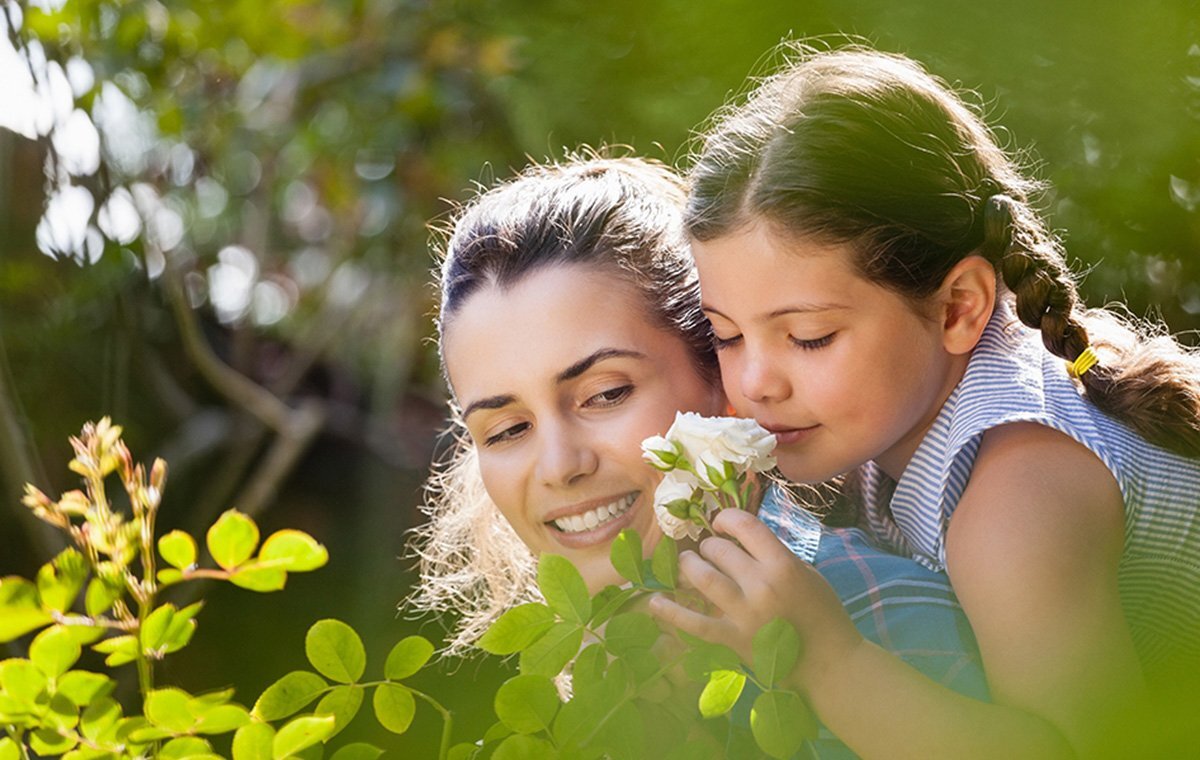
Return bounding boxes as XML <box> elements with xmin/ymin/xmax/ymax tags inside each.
<box><xmin>938</xmin><ymin>255</ymin><xmax>996</xmax><ymax>355</ymax></box>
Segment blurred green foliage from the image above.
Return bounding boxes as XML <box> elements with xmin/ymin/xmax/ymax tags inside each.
<box><xmin>1</xmin><ymin>0</ymin><xmax>1198</xmax><ymax>754</ymax></box>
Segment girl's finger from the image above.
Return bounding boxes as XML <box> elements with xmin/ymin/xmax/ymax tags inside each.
<box><xmin>679</xmin><ymin>549</ymin><xmax>744</xmax><ymax>610</ymax></box>
<box><xmin>711</xmin><ymin>508</ymin><xmax>794</xmax><ymax>564</ymax></box>
<box><xmin>648</xmin><ymin>594</ymin><xmax>730</xmax><ymax>643</ymax></box>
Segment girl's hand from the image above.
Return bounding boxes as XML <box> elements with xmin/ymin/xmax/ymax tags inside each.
<box><xmin>648</xmin><ymin>508</ymin><xmax>862</xmax><ymax>694</ymax></box>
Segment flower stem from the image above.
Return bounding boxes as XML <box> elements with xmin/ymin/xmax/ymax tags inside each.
<box><xmin>410</xmin><ymin>689</ymin><xmax>454</xmax><ymax>760</ymax></box>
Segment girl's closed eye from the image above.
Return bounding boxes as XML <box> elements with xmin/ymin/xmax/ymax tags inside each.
<box><xmin>712</xmin><ymin>333</ymin><xmax>742</xmax><ymax>351</ymax></box>
<box><xmin>790</xmin><ymin>332</ymin><xmax>836</xmax><ymax>350</ymax></box>
<box><xmin>584</xmin><ymin>384</ymin><xmax>634</xmax><ymax>408</ymax></box>
<box><xmin>483</xmin><ymin>421</ymin><xmax>530</xmax><ymax>447</ymax></box>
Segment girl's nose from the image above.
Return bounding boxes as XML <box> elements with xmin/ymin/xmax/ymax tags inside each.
<box><xmin>735</xmin><ymin>350</ymin><xmax>791</xmax><ymax>405</ymax></box>
<box><xmin>535</xmin><ymin>420</ymin><xmax>599</xmax><ymax>488</ymax></box>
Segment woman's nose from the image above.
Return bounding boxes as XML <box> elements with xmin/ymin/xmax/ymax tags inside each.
<box><xmin>535</xmin><ymin>420</ymin><xmax>599</xmax><ymax>488</ymax></box>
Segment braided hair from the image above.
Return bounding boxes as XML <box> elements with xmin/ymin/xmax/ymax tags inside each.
<box><xmin>686</xmin><ymin>44</ymin><xmax>1200</xmax><ymax>457</ymax></box>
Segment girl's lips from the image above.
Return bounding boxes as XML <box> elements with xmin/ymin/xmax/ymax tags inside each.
<box><xmin>765</xmin><ymin>425</ymin><xmax>820</xmax><ymax>445</ymax></box>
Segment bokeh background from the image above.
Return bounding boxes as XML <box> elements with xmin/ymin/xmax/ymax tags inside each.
<box><xmin>2</xmin><ymin>0</ymin><xmax>1198</xmax><ymax>754</ymax></box>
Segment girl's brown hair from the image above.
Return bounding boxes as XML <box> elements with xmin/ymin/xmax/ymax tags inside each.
<box><xmin>686</xmin><ymin>44</ymin><xmax>1200</xmax><ymax>457</ymax></box>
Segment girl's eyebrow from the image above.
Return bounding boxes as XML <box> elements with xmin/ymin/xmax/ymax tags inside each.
<box><xmin>703</xmin><ymin>303</ymin><xmax>849</xmax><ymax>321</ymax></box>
<box><xmin>461</xmin><ymin>348</ymin><xmax>645</xmax><ymax>421</ymax></box>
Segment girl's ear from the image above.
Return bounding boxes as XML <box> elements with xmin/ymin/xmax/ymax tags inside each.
<box><xmin>939</xmin><ymin>255</ymin><xmax>996</xmax><ymax>355</ymax></box>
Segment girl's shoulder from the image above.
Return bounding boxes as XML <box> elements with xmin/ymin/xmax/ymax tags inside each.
<box><xmin>948</xmin><ymin>420</ymin><xmax>1125</xmax><ymax>576</ymax></box>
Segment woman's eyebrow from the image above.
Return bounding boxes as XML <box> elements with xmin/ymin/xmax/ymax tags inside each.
<box><xmin>556</xmin><ymin>348</ymin><xmax>645</xmax><ymax>383</ymax></box>
<box><xmin>460</xmin><ymin>348</ymin><xmax>643</xmax><ymax>421</ymax></box>
<box><xmin>461</xmin><ymin>394</ymin><xmax>516</xmax><ymax>421</ymax></box>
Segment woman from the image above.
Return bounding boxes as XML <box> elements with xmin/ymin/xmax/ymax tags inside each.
<box><xmin>408</xmin><ymin>155</ymin><xmax>988</xmax><ymax>748</ymax></box>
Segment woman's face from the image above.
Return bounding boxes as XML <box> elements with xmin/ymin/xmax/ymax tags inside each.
<box><xmin>442</xmin><ymin>263</ymin><xmax>723</xmax><ymax>591</ymax></box>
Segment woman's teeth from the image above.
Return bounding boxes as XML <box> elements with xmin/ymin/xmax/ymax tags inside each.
<box><xmin>553</xmin><ymin>494</ymin><xmax>636</xmax><ymax>534</ymax></box>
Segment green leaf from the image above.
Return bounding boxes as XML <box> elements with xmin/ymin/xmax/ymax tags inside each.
<box><xmin>0</xmin><ymin>576</ymin><xmax>53</xmax><ymax>642</ymax></box>
<box><xmin>491</xmin><ymin>734</ymin><xmax>556</xmax><ymax>759</ymax></box>
<box><xmin>193</xmin><ymin>703</ymin><xmax>252</xmax><ymax>735</ymax></box>
<box><xmin>478</xmin><ymin>603</ymin><xmax>556</xmax><ymax>655</ymax></box>
<box><xmin>384</xmin><ymin>636</ymin><xmax>434</xmax><ymax>681</ymax></box>
<box><xmin>447</xmin><ymin>743</ymin><xmax>480</xmax><ymax>760</ymax></box>
<box><xmin>518</xmin><ymin>621</ymin><xmax>583</xmax><ymax>678</ymax></box>
<box><xmin>592</xmin><ymin>700</ymin><xmax>644</xmax><ymax>759</ymax></box>
<box><xmin>588</xmin><ymin>586</ymin><xmax>636</xmax><ymax>627</ymax></box>
<box><xmin>93</xmin><ymin>634</ymin><xmax>139</xmax><ymax>667</ymax></box>
<box><xmin>314</xmin><ymin>684</ymin><xmax>363</xmax><ymax>738</ymax></box>
<box><xmin>305</xmin><ymin>620</ymin><xmax>366</xmax><ymax>683</ymax></box>
<box><xmin>30</xmin><ymin>727</ymin><xmax>76</xmax><ymax>756</ymax></box>
<box><xmin>329</xmin><ymin>743</ymin><xmax>385</xmax><ymax>760</ymax></box>
<box><xmin>253</xmin><ymin>670</ymin><xmax>329</xmax><ymax>721</ymax></box>
<box><xmin>145</xmin><ymin>687</ymin><xmax>196</xmax><ymax>732</ymax></box>
<box><xmin>207</xmin><ymin>510</ymin><xmax>260</xmax><ymax>571</ymax></box>
<box><xmin>610</xmin><ymin>530</ymin><xmax>643</xmax><ymax>586</ymax></box>
<box><xmin>260</xmin><ymin>530</ymin><xmax>328</xmax><ymax>572</ymax></box>
<box><xmin>750</xmin><ymin>690</ymin><xmax>816</xmax><ymax>759</ymax></box>
<box><xmin>229</xmin><ymin>562</ymin><xmax>289</xmax><ymax>592</ymax></box>
<box><xmin>84</xmin><ymin>577</ymin><xmax>123</xmax><ymax>617</ymax></box>
<box><xmin>232</xmin><ymin>721</ymin><xmax>275</xmax><ymax>760</ymax></box>
<box><xmin>752</xmin><ymin>618</ymin><xmax>800</xmax><ymax>688</ymax></box>
<box><xmin>160</xmin><ymin>737</ymin><xmax>213</xmax><ymax>758</ymax></box>
<box><xmin>57</xmin><ymin>670</ymin><xmax>115</xmax><ymax>707</ymax></box>
<box><xmin>372</xmin><ymin>683</ymin><xmax>416</xmax><ymax>734</ymax></box>
<box><xmin>570</xmin><ymin>643</ymin><xmax>607</xmax><ymax>694</ymax></box>
<box><xmin>44</xmin><ymin>691</ymin><xmax>79</xmax><ymax>731</ymax></box>
<box><xmin>272</xmin><ymin>714</ymin><xmax>336</xmax><ymax>759</ymax></box>
<box><xmin>157</xmin><ymin>568</ymin><xmax>185</xmax><ymax>586</ymax></box>
<box><xmin>537</xmin><ymin>554</ymin><xmax>591</xmax><ymax>624</ymax></box>
<box><xmin>603</xmin><ymin>613</ymin><xmax>659</xmax><ymax>656</ymax></box>
<box><xmin>0</xmin><ymin>658</ymin><xmax>48</xmax><ymax>703</ymax></box>
<box><xmin>80</xmin><ymin>696</ymin><xmax>122</xmax><ymax>742</ymax></box>
<box><xmin>651</xmin><ymin>536</ymin><xmax>679</xmax><ymax>589</ymax></box>
<box><xmin>30</xmin><ymin>625</ymin><xmax>82</xmax><ymax>678</ymax></box>
<box><xmin>159</xmin><ymin>531</ymin><xmax>198</xmax><ymax>570</ymax></box>
<box><xmin>698</xmin><ymin>669</ymin><xmax>746</xmax><ymax>719</ymax></box>
<box><xmin>682</xmin><ymin>639</ymin><xmax>742</xmax><ymax>682</ymax></box>
<box><xmin>494</xmin><ymin>674</ymin><xmax>559</xmax><ymax>735</ymax></box>
<box><xmin>36</xmin><ymin>548</ymin><xmax>89</xmax><ymax>613</ymax></box>
<box><xmin>140</xmin><ymin>603</ymin><xmax>178</xmax><ymax>653</ymax></box>
<box><xmin>0</xmin><ymin>739</ymin><xmax>18</xmax><ymax>760</ymax></box>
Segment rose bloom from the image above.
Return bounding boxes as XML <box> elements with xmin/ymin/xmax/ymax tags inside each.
<box><xmin>666</xmin><ymin>412</ymin><xmax>777</xmax><ymax>488</ymax></box>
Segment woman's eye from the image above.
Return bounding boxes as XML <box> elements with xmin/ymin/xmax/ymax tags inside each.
<box><xmin>790</xmin><ymin>333</ymin><xmax>836</xmax><ymax>350</ymax></box>
<box><xmin>484</xmin><ymin>422</ymin><xmax>530</xmax><ymax>447</ymax></box>
<box><xmin>585</xmin><ymin>385</ymin><xmax>633</xmax><ymax>408</ymax></box>
<box><xmin>712</xmin><ymin>334</ymin><xmax>742</xmax><ymax>350</ymax></box>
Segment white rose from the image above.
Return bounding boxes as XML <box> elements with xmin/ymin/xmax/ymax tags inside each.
<box><xmin>666</xmin><ymin>412</ymin><xmax>777</xmax><ymax>487</ymax></box>
<box><xmin>641</xmin><ymin>435</ymin><xmax>681</xmax><ymax>472</ymax></box>
<box><xmin>652</xmin><ymin>475</ymin><xmax>705</xmax><ymax>541</ymax></box>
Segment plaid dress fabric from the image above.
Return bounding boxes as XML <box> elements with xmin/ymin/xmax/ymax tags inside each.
<box><xmin>758</xmin><ymin>488</ymin><xmax>988</xmax><ymax>758</ymax></box>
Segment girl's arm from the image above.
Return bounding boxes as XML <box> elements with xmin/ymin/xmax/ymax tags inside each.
<box><xmin>651</xmin><ymin>423</ymin><xmax>1143</xmax><ymax>758</ymax></box>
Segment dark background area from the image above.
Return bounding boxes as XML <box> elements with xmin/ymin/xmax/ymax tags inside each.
<box><xmin>2</xmin><ymin>0</ymin><xmax>1198</xmax><ymax>753</ymax></box>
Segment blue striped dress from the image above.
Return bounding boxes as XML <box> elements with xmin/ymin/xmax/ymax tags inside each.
<box><xmin>858</xmin><ymin>300</ymin><xmax>1200</xmax><ymax>678</ymax></box>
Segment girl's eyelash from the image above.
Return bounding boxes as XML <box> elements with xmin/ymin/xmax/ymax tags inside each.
<box><xmin>790</xmin><ymin>333</ymin><xmax>836</xmax><ymax>350</ymax></box>
<box><xmin>712</xmin><ymin>335</ymin><xmax>742</xmax><ymax>351</ymax></box>
<box><xmin>484</xmin><ymin>422</ymin><xmax>529</xmax><ymax>447</ymax></box>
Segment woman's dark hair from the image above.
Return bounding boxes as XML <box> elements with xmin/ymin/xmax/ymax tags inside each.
<box><xmin>686</xmin><ymin>44</ymin><xmax>1200</xmax><ymax>457</ymax></box>
<box><xmin>437</xmin><ymin>153</ymin><xmax>716</xmax><ymax>384</ymax></box>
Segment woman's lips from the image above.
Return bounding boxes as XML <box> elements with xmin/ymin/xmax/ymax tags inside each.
<box><xmin>545</xmin><ymin>492</ymin><xmax>641</xmax><ymax>549</ymax></box>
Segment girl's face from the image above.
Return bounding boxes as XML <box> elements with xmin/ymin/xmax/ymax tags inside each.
<box><xmin>442</xmin><ymin>263</ymin><xmax>723</xmax><ymax>591</ymax></box>
<box><xmin>691</xmin><ymin>221</ymin><xmax>964</xmax><ymax>483</ymax></box>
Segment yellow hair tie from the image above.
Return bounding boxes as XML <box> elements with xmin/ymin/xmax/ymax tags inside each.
<box><xmin>1069</xmin><ymin>346</ymin><xmax>1099</xmax><ymax>378</ymax></box>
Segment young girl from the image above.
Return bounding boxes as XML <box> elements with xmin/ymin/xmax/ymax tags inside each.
<box><xmin>652</xmin><ymin>45</ymin><xmax>1200</xmax><ymax>757</ymax></box>
<box><xmin>408</xmin><ymin>154</ymin><xmax>987</xmax><ymax>753</ymax></box>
